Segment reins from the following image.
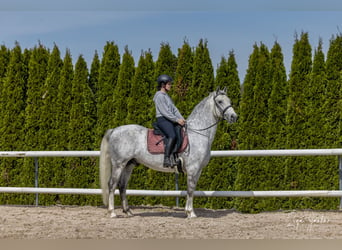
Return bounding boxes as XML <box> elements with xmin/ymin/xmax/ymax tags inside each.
<box><xmin>186</xmin><ymin>119</ymin><xmax>221</xmax><ymax>134</ymax></box>
<box><xmin>185</xmin><ymin>92</ymin><xmax>232</xmax><ymax>136</ymax></box>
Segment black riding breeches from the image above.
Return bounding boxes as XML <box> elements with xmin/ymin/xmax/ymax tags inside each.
<box><xmin>156</xmin><ymin>117</ymin><xmax>177</xmax><ymax>157</ymax></box>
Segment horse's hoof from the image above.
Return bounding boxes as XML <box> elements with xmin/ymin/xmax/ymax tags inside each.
<box><xmin>124</xmin><ymin>209</ymin><xmax>134</xmax><ymax>217</ymax></box>
<box><xmin>109</xmin><ymin>210</ymin><xmax>117</xmax><ymax>218</ymax></box>
<box><xmin>186</xmin><ymin>211</ymin><xmax>197</xmax><ymax>219</ymax></box>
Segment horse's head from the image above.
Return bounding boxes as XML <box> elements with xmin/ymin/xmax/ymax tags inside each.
<box><xmin>212</xmin><ymin>87</ymin><xmax>238</xmax><ymax>124</ymax></box>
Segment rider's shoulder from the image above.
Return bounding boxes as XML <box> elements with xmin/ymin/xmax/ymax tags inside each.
<box><xmin>154</xmin><ymin>91</ymin><xmax>166</xmax><ymax>98</ymax></box>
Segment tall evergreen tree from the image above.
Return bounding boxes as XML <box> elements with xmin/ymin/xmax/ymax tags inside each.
<box><xmin>0</xmin><ymin>43</ymin><xmax>27</xmax><ymax>203</ymax></box>
<box><xmin>113</xmin><ymin>46</ymin><xmax>135</xmax><ymax>128</ymax></box>
<box><xmin>189</xmin><ymin>39</ymin><xmax>215</xmax><ymax>106</ymax></box>
<box><xmin>54</xmin><ymin>49</ymin><xmax>74</xmax><ymax>204</ymax></box>
<box><xmin>324</xmin><ymin>34</ymin><xmax>342</xmax><ymax>148</ymax></box>
<box><xmin>88</xmin><ymin>50</ymin><xmax>100</xmax><ymax>96</ymax></box>
<box><xmin>0</xmin><ymin>45</ymin><xmax>10</xmax><ymax>92</ymax></box>
<box><xmin>20</xmin><ymin>43</ymin><xmax>49</xmax><ymax>204</ymax></box>
<box><xmin>284</xmin><ymin>32</ymin><xmax>312</xmax><ymax>209</ymax></box>
<box><xmin>0</xmin><ymin>45</ymin><xmax>10</xmax><ymax>138</ymax></box>
<box><xmin>24</xmin><ymin>44</ymin><xmax>50</xmax><ymax>151</ymax></box>
<box><xmin>237</xmin><ymin>44</ymin><xmax>259</xmax><ymax>150</ymax></box>
<box><xmin>172</xmin><ymin>40</ymin><xmax>194</xmax><ymax>115</ymax></box>
<box><xmin>64</xmin><ymin>55</ymin><xmax>97</xmax><ymax>204</ymax></box>
<box><xmin>205</xmin><ymin>51</ymin><xmax>241</xmax><ymax>209</ymax></box>
<box><xmin>154</xmin><ymin>42</ymin><xmax>177</xmax><ymax>81</ymax></box>
<box><xmin>95</xmin><ymin>41</ymin><xmax>120</xmax><ymax>147</ymax></box>
<box><xmin>321</xmin><ymin>34</ymin><xmax>342</xmax><ymax>209</ymax></box>
<box><xmin>226</xmin><ymin>51</ymin><xmax>241</xmax><ymax>110</ymax></box>
<box><xmin>302</xmin><ymin>39</ymin><xmax>337</xmax><ymax>209</ymax></box>
<box><xmin>87</xmin><ymin>50</ymin><xmax>102</xmax><ymax>204</ymax></box>
<box><xmin>126</xmin><ymin>50</ymin><xmax>155</xmax><ymax>126</ymax></box>
<box><xmin>263</xmin><ymin>41</ymin><xmax>288</xmax><ymax>210</ymax></box>
<box><xmin>37</xmin><ymin>45</ymin><xmax>63</xmax><ymax>204</ymax></box>
<box><xmin>55</xmin><ymin>49</ymin><xmax>73</xmax><ymax>151</ymax></box>
<box><xmin>234</xmin><ymin>43</ymin><xmax>274</xmax><ymax>212</ymax></box>
<box><xmin>305</xmin><ymin>39</ymin><xmax>326</xmax><ymax>147</ymax></box>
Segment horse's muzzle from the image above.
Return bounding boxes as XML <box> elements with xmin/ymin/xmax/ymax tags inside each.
<box><xmin>227</xmin><ymin>112</ymin><xmax>238</xmax><ymax>124</ymax></box>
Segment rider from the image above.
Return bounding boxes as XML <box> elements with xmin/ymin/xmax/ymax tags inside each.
<box><xmin>153</xmin><ymin>74</ymin><xmax>186</xmax><ymax>168</ymax></box>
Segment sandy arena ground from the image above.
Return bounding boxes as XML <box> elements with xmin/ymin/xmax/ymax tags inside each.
<box><xmin>1</xmin><ymin>205</ymin><xmax>342</xmax><ymax>239</ymax></box>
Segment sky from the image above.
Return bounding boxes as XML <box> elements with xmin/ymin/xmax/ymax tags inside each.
<box><xmin>0</xmin><ymin>0</ymin><xmax>341</xmax><ymax>81</ymax></box>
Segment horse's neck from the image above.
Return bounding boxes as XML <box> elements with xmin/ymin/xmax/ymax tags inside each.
<box><xmin>187</xmin><ymin>95</ymin><xmax>218</xmax><ymax>143</ymax></box>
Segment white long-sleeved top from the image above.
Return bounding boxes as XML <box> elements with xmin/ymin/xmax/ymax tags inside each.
<box><xmin>153</xmin><ymin>91</ymin><xmax>184</xmax><ymax>123</ymax></box>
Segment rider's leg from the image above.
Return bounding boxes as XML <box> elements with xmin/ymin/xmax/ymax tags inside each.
<box><xmin>164</xmin><ymin>136</ymin><xmax>176</xmax><ymax>167</ymax></box>
<box><xmin>156</xmin><ymin>117</ymin><xmax>177</xmax><ymax>167</ymax></box>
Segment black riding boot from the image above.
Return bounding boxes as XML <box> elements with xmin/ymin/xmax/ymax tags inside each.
<box><xmin>163</xmin><ymin>137</ymin><xmax>176</xmax><ymax>168</ymax></box>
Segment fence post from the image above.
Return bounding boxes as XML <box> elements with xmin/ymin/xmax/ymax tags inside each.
<box><xmin>175</xmin><ymin>173</ymin><xmax>179</xmax><ymax>207</ymax></box>
<box><xmin>339</xmin><ymin>156</ymin><xmax>342</xmax><ymax>210</ymax></box>
<box><xmin>34</xmin><ymin>157</ymin><xmax>39</xmax><ymax>206</ymax></box>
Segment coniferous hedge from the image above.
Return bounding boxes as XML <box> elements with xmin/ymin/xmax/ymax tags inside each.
<box><xmin>0</xmin><ymin>33</ymin><xmax>341</xmax><ymax>212</ymax></box>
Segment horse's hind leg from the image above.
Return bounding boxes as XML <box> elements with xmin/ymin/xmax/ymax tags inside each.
<box><xmin>118</xmin><ymin>160</ymin><xmax>136</xmax><ymax>217</ymax></box>
<box><xmin>108</xmin><ymin>164</ymin><xmax>125</xmax><ymax>218</ymax></box>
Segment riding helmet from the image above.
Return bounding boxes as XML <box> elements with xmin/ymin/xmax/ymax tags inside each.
<box><xmin>157</xmin><ymin>74</ymin><xmax>173</xmax><ymax>87</ymax></box>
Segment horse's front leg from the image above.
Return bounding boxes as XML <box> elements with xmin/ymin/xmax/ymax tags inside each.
<box><xmin>185</xmin><ymin>172</ymin><xmax>201</xmax><ymax>218</ymax></box>
<box><xmin>185</xmin><ymin>192</ymin><xmax>197</xmax><ymax>218</ymax></box>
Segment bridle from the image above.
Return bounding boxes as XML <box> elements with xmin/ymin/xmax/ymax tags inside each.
<box><xmin>213</xmin><ymin>92</ymin><xmax>232</xmax><ymax>119</ymax></box>
<box><xmin>187</xmin><ymin>92</ymin><xmax>232</xmax><ymax>134</ymax></box>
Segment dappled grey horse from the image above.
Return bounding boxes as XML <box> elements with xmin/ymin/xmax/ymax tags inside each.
<box><xmin>99</xmin><ymin>88</ymin><xmax>237</xmax><ymax>218</ymax></box>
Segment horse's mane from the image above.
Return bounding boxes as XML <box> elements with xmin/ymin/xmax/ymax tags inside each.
<box><xmin>187</xmin><ymin>90</ymin><xmax>228</xmax><ymax>121</ymax></box>
<box><xmin>187</xmin><ymin>91</ymin><xmax>216</xmax><ymax>121</ymax></box>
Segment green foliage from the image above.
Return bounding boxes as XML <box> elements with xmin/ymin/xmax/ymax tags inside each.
<box><xmin>95</xmin><ymin>41</ymin><xmax>120</xmax><ymax>145</ymax></box>
<box><xmin>54</xmin><ymin>49</ymin><xmax>74</xmax><ymax>204</ymax></box>
<box><xmin>0</xmin><ymin>43</ymin><xmax>28</xmax><ymax>204</ymax></box>
<box><xmin>262</xmin><ymin>42</ymin><xmax>289</xmax><ymax>210</ymax></box>
<box><xmin>38</xmin><ymin>44</ymin><xmax>63</xmax><ymax>205</ymax></box>
<box><xmin>172</xmin><ymin>40</ymin><xmax>193</xmax><ymax>115</ymax></box>
<box><xmin>88</xmin><ymin>50</ymin><xmax>100</xmax><ymax>96</ymax></box>
<box><xmin>0</xmin><ymin>35</ymin><xmax>341</xmax><ymax>212</ymax></box>
<box><xmin>190</xmin><ymin>39</ymin><xmax>215</xmax><ymax>104</ymax></box>
<box><xmin>113</xmin><ymin>46</ymin><xmax>135</xmax><ymax>128</ymax></box>
<box><xmin>64</xmin><ymin>55</ymin><xmax>97</xmax><ymax>205</ymax></box>
<box><xmin>284</xmin><ymin>33</ymin><xmax>313</xmax><ymax>210</ymax></box>
<box><xmin>234</xmin><ymin>43</ymin><xmax>274</xmax><ymax>212</ymax></box>
<box><xmin>154</xmin><ymin>42</ymin><xmax>177</xmax><ymax>81</ymax></box>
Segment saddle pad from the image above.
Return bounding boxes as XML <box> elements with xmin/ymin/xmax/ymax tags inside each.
<box><xmin>147</xmin><ymin>129</ymin><xmax>189</xmax><ymax>154</ymax></box>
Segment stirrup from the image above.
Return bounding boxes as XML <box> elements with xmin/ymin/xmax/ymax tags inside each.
<box><xmin>175</xmin><ymin>157</ymin><xmax>184</xmax><ymax>174</ymax></box>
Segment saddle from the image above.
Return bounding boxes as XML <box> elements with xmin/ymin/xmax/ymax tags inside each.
<box><xmin>147</xmin><ymin>123</ymin><xmax>189</xmax><ymax>155</ymax></box>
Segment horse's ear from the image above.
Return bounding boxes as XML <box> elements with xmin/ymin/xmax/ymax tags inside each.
<box><xmin>223</xmin><ymin>86</ymin><xmax>227</xmax><ymax>93</ymax></box>
<box><xmin>216</xmin><ymin>86</ymin><xmax>220</xmax><ymax>94</ymax></box>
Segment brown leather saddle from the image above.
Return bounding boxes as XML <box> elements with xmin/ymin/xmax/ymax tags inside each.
<box><xmin>147</xmin><ymin>123</ymin><xmax>188</xmax><ymax>155</ymax></box>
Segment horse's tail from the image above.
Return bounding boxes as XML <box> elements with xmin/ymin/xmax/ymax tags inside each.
<box><xmin>99</xmin><ymin>129</ymin><xmax>113</xmax><ymax>207</ymax></box>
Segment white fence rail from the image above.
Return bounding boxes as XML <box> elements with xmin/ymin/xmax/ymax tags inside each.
<box><xmin>1</xmin><ymin>149</ymin><xmax>342</xmax><ymax>207</ymax></box>
<box><xmin>2</xmin><ymin>148</ymin><xmax>342</xmax><ymax>157</ymax></box>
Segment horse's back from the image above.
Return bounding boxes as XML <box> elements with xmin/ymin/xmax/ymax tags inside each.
<box><xmin>107</xmin><ymin>124</ymin><xmax>148</xmax><ymax>158</ymax></box>
<box><xmin>109</xmin><ymin>124</ymin><xmax>147</xmax><ymax>141</ymax></box>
